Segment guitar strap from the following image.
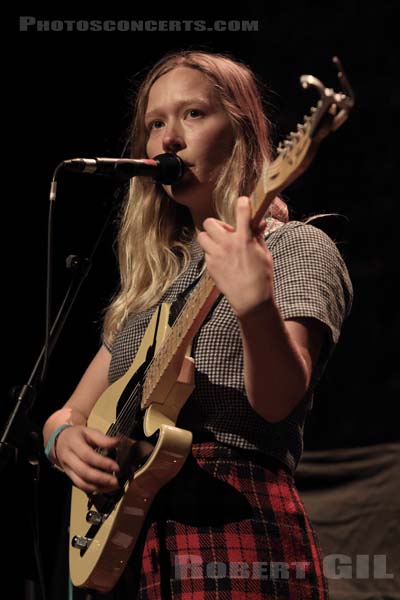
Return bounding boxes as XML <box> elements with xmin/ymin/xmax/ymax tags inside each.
<box><xmin>167</xmin><ymin>272</ymin><xmax>203</xmax><ymax>326</ymax></box>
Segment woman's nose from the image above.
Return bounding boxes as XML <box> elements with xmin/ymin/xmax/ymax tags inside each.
<box><xmin>162</xmin><ymin>121</ymin><xmax>186</xmax><ymax>154</ymax></box>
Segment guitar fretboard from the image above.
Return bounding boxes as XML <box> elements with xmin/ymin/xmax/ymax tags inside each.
<box><xmin>142</xmin><ymin>269</ymin><xmax>218</xmax><ymax>406</ymax></box>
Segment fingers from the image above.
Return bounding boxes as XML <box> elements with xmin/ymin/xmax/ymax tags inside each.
<box><xmin>76</xmin><ymin>428</ymin><xmax>119</xmax><ymax>471</ymax></box>
<box><xmin>83</xmin><ymin>427</ymin><xmax>121</xmax><ymax>450</ymax></box>
<box><xmin>236</xmin><ymin>197</ymin><xmax>267</xmax><ymax>242</ymax></box>
<box><xmin>198</xmin><ymin>198</ymin><xmax>257</xmax><ymax>257</ymax></box>
<box><xmin>198</xmin><ymin>215</ymin><xmax>237</xmax><ymax>254</ymax></box>
<box><xmin>235</xmin><ymin>196</ymin><xmax>252</xmax><ymax>241</ymax></box>
<box><xmin>56</xmin><ymin>426</ymin><xmax>121</xmax><ymax>493</ymax></box>
<box><xmin>203</xmin><ymin>219</ymin><xmax>235</xmax><ymax>235</ymax></box>
<box><xmin>66</xmin><ymin>453</ymin><xmax>120</xmax><ymax>494</ymax></box>
<box><xmin>197</xmin><ymin>229</ymin><xmax>217</xmax><ymax>255</ymax></box>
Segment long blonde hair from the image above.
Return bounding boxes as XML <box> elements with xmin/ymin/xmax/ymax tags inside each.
<box><xmin>103</xmin><ymin>50</ymin><xmax>285</xmax><ymax>345</ymax></box>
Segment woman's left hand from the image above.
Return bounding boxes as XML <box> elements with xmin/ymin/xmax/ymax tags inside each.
<box><xmin>197</xmin><ymin>196</ymin><xmax>274</xmax><ymax>319</ymax></box>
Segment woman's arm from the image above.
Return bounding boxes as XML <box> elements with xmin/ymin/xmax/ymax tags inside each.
<box><xmin>239</xmin><ymin>306</ymin><xmax>325</xmax><ymax>422</ymax></box>
<box><xmin>198</xmin><ymin>196</ymin><xmax>325</xmax><ymax>423</ymax></box>
<box><xmin>42</xmin><ymin>344</ymin><xmax>120</xmax><ymax>493</ymax></box>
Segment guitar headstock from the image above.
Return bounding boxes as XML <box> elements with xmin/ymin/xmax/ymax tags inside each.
<box><xmin>251</xmin><ymin>57</ymin><xmax>355</xmax><ymax>225</ymax></box>
<box><xmin>301</xmin><ymin>56</ymin><xmax>355</xmax><ymax>134</ymax></box>
<box><xmin>276</xmin><ymin>56</ymin><xmax>355</xmax><ymax>173</ymax></box>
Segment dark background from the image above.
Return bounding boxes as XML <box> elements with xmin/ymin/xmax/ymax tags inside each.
<box><xmin>3</xmin><ymin>4</ymin><xmax>398</xmax><ymax>598</ymax></box>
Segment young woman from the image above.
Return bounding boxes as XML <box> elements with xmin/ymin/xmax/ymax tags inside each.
<box><xmin>43</xmin><ymin>50</ymin><xmax>353</xmax><ymax>599</ymax></box>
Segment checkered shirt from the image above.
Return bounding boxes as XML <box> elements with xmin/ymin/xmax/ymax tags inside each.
<box><xmin>105</xmin><ymin>219</ymin><xmax>353</xmax><ymax>474</ymax></box>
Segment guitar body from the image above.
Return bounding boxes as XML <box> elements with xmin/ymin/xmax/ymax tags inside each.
<box><xmin>69</xmin><ymin>303</ymin><xmax>194</xmax><ymax>592</ymax></box>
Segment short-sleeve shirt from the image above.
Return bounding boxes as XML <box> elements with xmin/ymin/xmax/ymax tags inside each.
<box><xmin>105</xmin><ymin>219</ymin><xmax>353</xmax><ymax>474</ymax></box>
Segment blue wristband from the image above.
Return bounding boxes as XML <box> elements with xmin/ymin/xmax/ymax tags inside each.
<box><xmin>45</xmin><ymin>424</ymin><xmax>73</xmax><ymax>460</ymax></box>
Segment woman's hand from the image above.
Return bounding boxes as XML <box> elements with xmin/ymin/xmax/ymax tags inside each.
<box><xmin>197</xmin><ymin>196</ymin><xmax>274</xmax><ymax>319</ymax></box>
<box><xmin>55</xmin><ymin>425</ymin><xmax>120</xmax><ymax>494</ymax></box>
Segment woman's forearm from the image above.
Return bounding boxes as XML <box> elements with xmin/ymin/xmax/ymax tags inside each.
<box><xmin>238</xmin><ymin>299</ymin><xmax>310</xmax><ymax>423</ymax></box>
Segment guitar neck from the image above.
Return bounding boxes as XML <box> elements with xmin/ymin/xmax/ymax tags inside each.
<box><xmin>141</xmin><ymin>269</ymin><xmax>219</xmax><ymax>407</ymax></box>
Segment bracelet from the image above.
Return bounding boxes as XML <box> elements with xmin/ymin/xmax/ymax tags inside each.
<box><xmin>44</xmin><ymin>424</ymin><xmax>73</xmax><ymax>465</ymax></box>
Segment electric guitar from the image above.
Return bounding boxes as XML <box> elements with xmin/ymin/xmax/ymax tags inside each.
<box><xmin>69</xmin><ymin>57</ymin><xmax>354</xmax><ymax>592</ymax></box>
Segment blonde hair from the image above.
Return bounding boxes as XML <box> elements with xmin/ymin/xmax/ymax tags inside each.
<box><xmin>103</xmin><ymin>50</ymin><xmax>286</xmax><ymax>345</ymax></box>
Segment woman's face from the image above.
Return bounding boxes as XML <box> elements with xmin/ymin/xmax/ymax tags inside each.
<box><xmin>145</xmin><ymin>67</ymin><xmax>234</xmax><ymax>228</ymax></box>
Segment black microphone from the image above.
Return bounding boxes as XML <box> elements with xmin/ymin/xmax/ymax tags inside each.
<box><xmin>62</xmin><ymin>152</ymin><xmax>185</xmax><ymax>184</ymax></box>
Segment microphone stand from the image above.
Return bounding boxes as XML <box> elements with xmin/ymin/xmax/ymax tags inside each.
<box><xmin>0</xmin><ymin>178</ymin><xmax>123</xmax><ymax>600</ymax></box>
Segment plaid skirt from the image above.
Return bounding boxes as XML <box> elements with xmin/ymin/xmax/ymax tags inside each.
<box><xmin>116</xmin><ymin>442</ymin><xmax>328</xmax><ymax>600</ymax></box>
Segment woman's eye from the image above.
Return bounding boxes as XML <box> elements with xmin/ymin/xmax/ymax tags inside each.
<box><xmin>187</xmin><ymin>109</ymin><xmax>203</xmax><ymax>118</ymax></box>
<box><xmin>146</xmin><ymin>119</ymin><xmax>164</xmax><ymax>131</ymax></box>
<box><xmin>147</xmin><ymin>110</ymin><xmax>203</xmax><ymax>131</ymax></box>
<box><xmin>150</xmin><ymin>120</ymin><xmax>164</xmax><ymax>130</ymax></box>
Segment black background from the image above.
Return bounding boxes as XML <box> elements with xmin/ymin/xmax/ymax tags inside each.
<box><xmin>3</xmin><ymin>4</ymin><xmax>398</xmax><ymax>597</ymax></box>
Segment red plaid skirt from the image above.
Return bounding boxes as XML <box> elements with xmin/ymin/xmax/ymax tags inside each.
<box><xmin>117</xmin><ymin>442</ymin><xmax>328</xmax><ymax>600</ymax></box>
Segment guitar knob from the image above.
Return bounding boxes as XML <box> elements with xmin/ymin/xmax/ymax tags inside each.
<box><xmin>86</xmin><ymin>510</ymin><xmax>104</xmax><ymax>524</ymax></box>
<box><xmin>71</xmin><ymin>535</ymin><xmax>92</xmax><ymax>549</ymax></box>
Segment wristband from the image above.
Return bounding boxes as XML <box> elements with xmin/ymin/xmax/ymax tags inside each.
<box><xmin>44</xmin><ymin>424</ymin><xmax>73</xmax><ymax>463</ymax></box>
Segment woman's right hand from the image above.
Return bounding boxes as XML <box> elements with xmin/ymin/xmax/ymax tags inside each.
<box><xmin>55</xmin><ymin>425</ymin><xmax>120</xmax><ymax>494</ymax></box>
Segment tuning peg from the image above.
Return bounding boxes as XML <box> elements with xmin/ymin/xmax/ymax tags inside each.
<box><xmin>332</xmin><ymin>56</ymin><xmax>355</xmax><ymax>108</ymax></box>
<box><xmin>300</xmin><ymin>74</ymin><xmax>327</xmax><ymax>97</ymax></box>
<box><xmin>289</xmin><ymin>131</ymin><xmax>300</xmax><ymax>142</ymax></box>
<box><xmin>277</xmin><ymin>141</ymin><xmax>285</xmax><ymax>154</ymax></box>
<box><xmin>284</xmin><ymin>139</ymin><xmax>294</xmax><ymax>148</ymax></box>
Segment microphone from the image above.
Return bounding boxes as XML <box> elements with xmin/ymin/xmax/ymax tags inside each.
<box><xmin>62</xmin><ymin>152</ymin><xmax>185</xmax><ymax>184</ymax></box>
